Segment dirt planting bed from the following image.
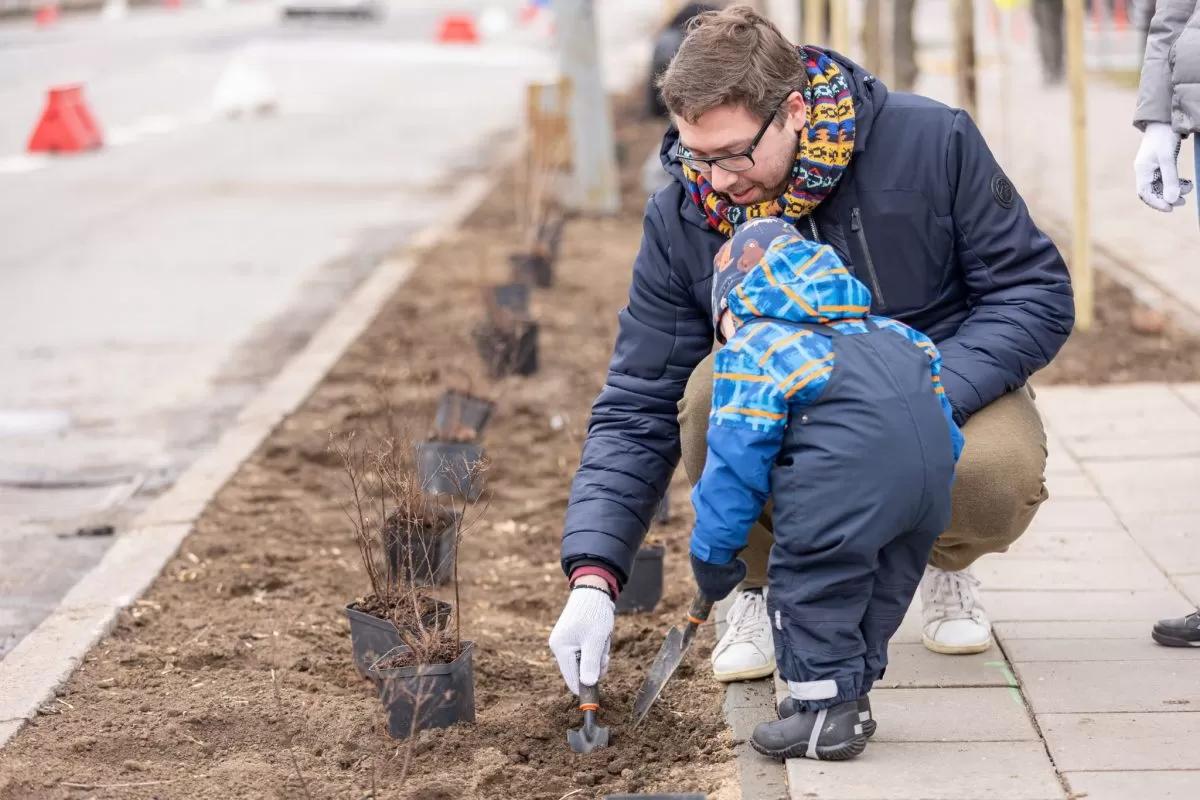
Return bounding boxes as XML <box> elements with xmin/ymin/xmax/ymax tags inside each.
<box><xmin>0</xmin><ymin>103</ymin><xmax>737</xmax><ymax>800</ymax></box>
<box><xmin>1033</xmin><ymin>268</ymin><xmax>1200</xmax><ymax>385</ymax></box>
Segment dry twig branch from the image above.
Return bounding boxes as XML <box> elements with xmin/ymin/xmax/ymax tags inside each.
<box><xmin>61</xmin><ymin>780</ymin><xmax>175</xmax><ymax>790</ymax></box>
<box><xmin>269</xmin><ymin>666</ymin><xmax>314</xmax><ymax>800</ymax></box>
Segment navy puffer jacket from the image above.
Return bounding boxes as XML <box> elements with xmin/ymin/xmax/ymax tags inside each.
<box><xmin>562</xmin><ymin>50</ymin><xmax>1074</xmax><ymax>586</ymax></box>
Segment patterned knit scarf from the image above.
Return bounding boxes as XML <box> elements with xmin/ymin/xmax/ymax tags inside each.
<box><xmin>681</xmin><ymin>48</ymin><xmax>857</xmax><ymax>238</ymax></box>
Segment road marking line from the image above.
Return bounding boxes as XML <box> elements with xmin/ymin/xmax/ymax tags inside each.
<box><xmin>0</xmin><ymin>155</ymin><xmax>50</xmax><ymax>175</ymax></box>
<box><xmin>1</xmin><ymin>111</ymin><xmax>212</xmax><ymax>172</ymax></box>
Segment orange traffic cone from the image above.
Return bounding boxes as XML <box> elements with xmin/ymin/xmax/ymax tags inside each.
<box><xmin>1113</xmin><ymin>0</ymin><xmax>1129</xmax><ymax>31</ymax></box>
<box><xmin>27</xmin><ymin>85</ymin><xmax>104</xmax><ymax>154</ymax></box>
<box><xmin>34</xmin><ymin>2</ymin><xmax>60</xmax><ymax>27</ymax></box>
<box><xmin>1014</xmin><ymin>8</ymin><xmax>1029</xmax><ymax>45</ymax></box>
<box><xmin>437</xmin><ymin>14</ymin><xmax>479</xmax><ymax>44</ymax></box>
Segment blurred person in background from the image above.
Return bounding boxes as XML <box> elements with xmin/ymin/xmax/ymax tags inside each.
<box><xmin>1134</xmin><ymin>0</ymin><xmax>1200</xmax><ymax>646</ymax></box>
<box><xmin>893</xmin><ymin>0</ymin><xmax>920</xmax><ymax>92</ymax></box>
<box><xmin>1033</xmin><ymin>0</ymin><xmax>1065</xmax><ymax>85</ymax></box>
<box><xmin>647</xmin><ymin>3</ymin><xmax>726</xmax><ymax>117</ymax></box>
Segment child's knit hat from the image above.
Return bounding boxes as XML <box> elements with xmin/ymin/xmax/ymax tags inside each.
<box><xmin>711</xmin><ymin>217</ymin><xmax>806</xmax><ymax>332</ymax></box>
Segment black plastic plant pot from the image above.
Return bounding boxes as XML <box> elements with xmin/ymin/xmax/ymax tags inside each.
<box><xmin>614</xmin><ymin>543</ymin><xmax>665</xmax><ymax>615</ymax></box>
<box><xmin>541</xmin><ymin>215</ymin><xmax>565</xmax><ymax>263</ymax></box>
<box><xmin>654</xmin><ymin>486</ymin><xmax>671</xmax><ymax>525</ymax></box>
<box><xmin>344</xmin><ymin>599</ymin><xmax>452</xmax><ymax>679</ymax></box>
<box><xmin>490</xmin><ymin>282</ymin><xmax>531</xmax><ymax>315</ymax></box>
<box><xmin>509</xmin><ymin>252</ymin><xmax>553</xmax><ymax>288</ymax></box>
<box><xmin>417</xmin><ymin>440</ymin><xmax>486</xmax><ymax>502</ymax></box>
<box><xmin>386</xmin><ymin>510</ymin><xmax>459</xmax><ymax>588</ymax></box>
<box><xmin>370</xmin><ymin>641</ymin><xmax>476</xmax><ymax>739</ymax></box>
<box><xmin>434</xmin><ymin>389</ymin><xmax>495</xmax><ymax>440</ymax></box>
<box><xmin>472</xmin><ymin>320</ymin><xmax>538</xmax><ymax>379</ymax></box>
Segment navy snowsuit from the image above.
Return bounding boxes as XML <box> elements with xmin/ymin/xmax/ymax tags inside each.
<box><xmin>769</xmin><ymin>319</ymin><xmax>955</xmax><ymax>703</ymax></box>
<box><xmin>690</xmin><ymin>233</ymin><xmax>961</xmax><ymax>707</ymax></box>
<box><xmin>560</xmin><ymin>48</ymin><xmax>1074</xmax><ymax>588</ymax></box>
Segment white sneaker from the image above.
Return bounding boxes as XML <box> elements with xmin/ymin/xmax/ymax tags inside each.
<box><xmin>712</xmin><ymin>589</ymin><xmax>776</xmax><ymax>682</ymax></box>
<box><xmin>920</xmin><ymin>565</ymin><xmax>994</xmax><ymax>654</ymax></box>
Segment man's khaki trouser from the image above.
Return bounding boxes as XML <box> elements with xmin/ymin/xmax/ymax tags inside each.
<box><xmin>677</xmin><ymin>352</ymin><xmax>1050</xmax><ymax>585</ymax></box>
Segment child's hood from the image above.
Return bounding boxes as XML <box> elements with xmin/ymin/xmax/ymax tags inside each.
<box><xmin>726</xmin><ymin>234</ymin><xmax>873</xmax><ymax>328</ymax></box>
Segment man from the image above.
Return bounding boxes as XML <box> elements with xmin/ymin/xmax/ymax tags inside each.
<box><xmin>548</xmin><ymin>5</ymin><xmax>1073</xmax><ymax>696</ymax></box>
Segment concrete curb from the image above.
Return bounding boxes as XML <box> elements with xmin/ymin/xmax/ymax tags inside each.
<box><xmin>724</xmin><ymin>681</ymin><xmax>789</xmax><ymax>800</ymax></box>
<box><xmin>0</xmin><ymin>172</ymin><xmax>494</xmax><ymax>749</ymax></box>
<box><xmin>715</xmin><ymin>598</ymin><xmax>789</xmax><ymax>799</ymax></box>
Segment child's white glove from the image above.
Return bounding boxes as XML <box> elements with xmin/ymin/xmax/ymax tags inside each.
<box><xmin>1135</xmin><ymin>122</ymin><xmax>1195</xmax><ymax>212</ymax></box>
<box><xmin>548</xmin><ymin>586</ymin><xmax>613</xmax><ymax>696</ymax></box>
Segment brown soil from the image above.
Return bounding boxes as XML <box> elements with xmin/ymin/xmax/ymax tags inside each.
<box><xmin>430</xmin><ymin>427</ymin><xmax>480</xmax><ymax>444</ymax></box>
<box><xmin>1035</xmin><ymin>269</ymin><xmax>1200</xmax><ymax>385</ymax></box>
<box><xmin>351</xmin><ymin>594</ymin><xmax>440</xmax><ymax>628</ymax></box>
<box><xmin>0</xmin><ymin>99</ymin><xmax>737</xmax><ymax>800</ymax></box>
<box><xmin>376</xmin><ymin>634</ymin><xmax>461</xmax><ymax>671</ymax></box>
<box><xmin>382</xmin><ymin>509</ymin><xmax>447</xmax><ymax>538</ymax></box>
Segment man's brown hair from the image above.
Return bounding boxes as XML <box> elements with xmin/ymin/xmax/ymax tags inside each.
<box><xmin>656</xmin><ymin>4</ymin><xmax>807</xmax><ymax>126</ymax></box>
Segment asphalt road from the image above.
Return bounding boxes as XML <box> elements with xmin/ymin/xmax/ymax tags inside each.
<box><xmin>0</xmin><ymin>0</ymin><xmax>658</xmax><ymax>659</ymax></box>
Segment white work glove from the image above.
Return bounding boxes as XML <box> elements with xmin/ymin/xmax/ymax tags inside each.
<box><xmin>548</xmin><ymin>586</ymin><xmax>614</xmax><ymax>696</ymax></box>
<box><xmin>1135</xmin><ymin>122</ymin><xmax>1195</xmax><ymax>212</ymax></box>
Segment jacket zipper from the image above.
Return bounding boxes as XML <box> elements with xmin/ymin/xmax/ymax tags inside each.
<box><xmin>807</xmin><ymin>216</ymin><xmax>820</xmax><ymax>243</ymax></box>
<box><xmin>850</xmin><ymin>207</ymin><xmax>887</xmax><ymax>309</ymax></box>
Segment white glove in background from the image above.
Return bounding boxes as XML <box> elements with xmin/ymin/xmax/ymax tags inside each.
<box><xmin>548</xmin><ymin>587</ymin><xmax>614</xmax><ymax>696</ymax></box>
<box><xmin>1135</xmin><ymin>122</ymin><xmax>1195</xmax><ymax>212</ymax></box>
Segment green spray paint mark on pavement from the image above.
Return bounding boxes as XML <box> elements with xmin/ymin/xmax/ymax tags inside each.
<box><xmin>985</xmin><ymin>660</ymin><xmax>1024</xmax><ymax>706</ymax></box>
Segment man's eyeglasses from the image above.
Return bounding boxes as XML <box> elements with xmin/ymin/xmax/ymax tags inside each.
<box><xmin>678</xmin><ymin>93</ymin><xmax>790</xmax><ymax>174</ymax></box>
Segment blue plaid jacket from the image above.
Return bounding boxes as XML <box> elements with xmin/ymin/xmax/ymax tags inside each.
<box><xmin>691</xmin><ymin>236</ymin><xmax>966</xmax><ymax>564</ymax></box>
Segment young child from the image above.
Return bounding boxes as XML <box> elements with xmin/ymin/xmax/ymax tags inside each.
<box><xmin>689</xmin><ymin>217</ymin><xmax>964</xmax><ymax>762</ymax></box>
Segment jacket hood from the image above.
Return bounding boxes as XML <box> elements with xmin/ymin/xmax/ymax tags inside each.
<box><xmin>726</xmin><ymin>233</ymin><xmax>872</xmax><ymax>328</ymax></box>
<box><xmin>658</xmin><ymin>48</ymin><xmax>887</xmax><ymax>229</ymax></box>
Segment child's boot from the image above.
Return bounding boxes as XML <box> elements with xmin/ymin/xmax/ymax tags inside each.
<box><xmin>777</xmin><ymin>695</ymin><xmax>875</xmax><ymax>738</ymax></box>
<box><xmin>751</xmin><ymin>699</ymin><xmax>868</xmax><ymax>761</ymax></box>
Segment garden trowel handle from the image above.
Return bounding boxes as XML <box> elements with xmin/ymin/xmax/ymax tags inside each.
<box><xmin>578</xmin><ymin>682</ymin><xmax>601</xmax><ymax>716</ymax></box>
<box><xmin>687</xmin><ymin>590</ymin><xmax>715</xmax><ymax>626</ymax></box>
<box><xmin>681</xmin><ymin>590</ymin><xmax>715</xmax><ymax>649</ymax></box>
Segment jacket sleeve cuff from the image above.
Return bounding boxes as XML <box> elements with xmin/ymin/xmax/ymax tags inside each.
<box><xmin>690</xmin><ymin>539</ymin><xmax>736</xmax><ymax>565</ymax></box>
<box><xmin>569</xmin><ymin>566</ymin><xmax>621</xmax><ymax>601</ymax></box>
<box><xmin>936</xmin><ymin>364</ymin><xmax>980</xmax><ymax>426</ymax></box>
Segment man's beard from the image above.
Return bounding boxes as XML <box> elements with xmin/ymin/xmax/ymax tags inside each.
<box><xmin>717</xmin><ymin>131</ymin><xmax>799</xmax><ymax>205</ymax></box>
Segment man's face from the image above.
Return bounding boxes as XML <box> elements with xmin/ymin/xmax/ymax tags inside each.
<box><xmin>676</xmin><ymin>94</ymin><xmax>805</xmax><ymax>206</ymax></box>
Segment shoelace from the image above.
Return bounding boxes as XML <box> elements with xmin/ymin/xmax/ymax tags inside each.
<box><xmin>725</xmin><ymin>592</ymin><xmax>767</xmax><ymax>645</ymax></box>
<box><xmin>926</xmin><ymin>569</ymin><xmax>981</xmax><ymax>621</ymax></box>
